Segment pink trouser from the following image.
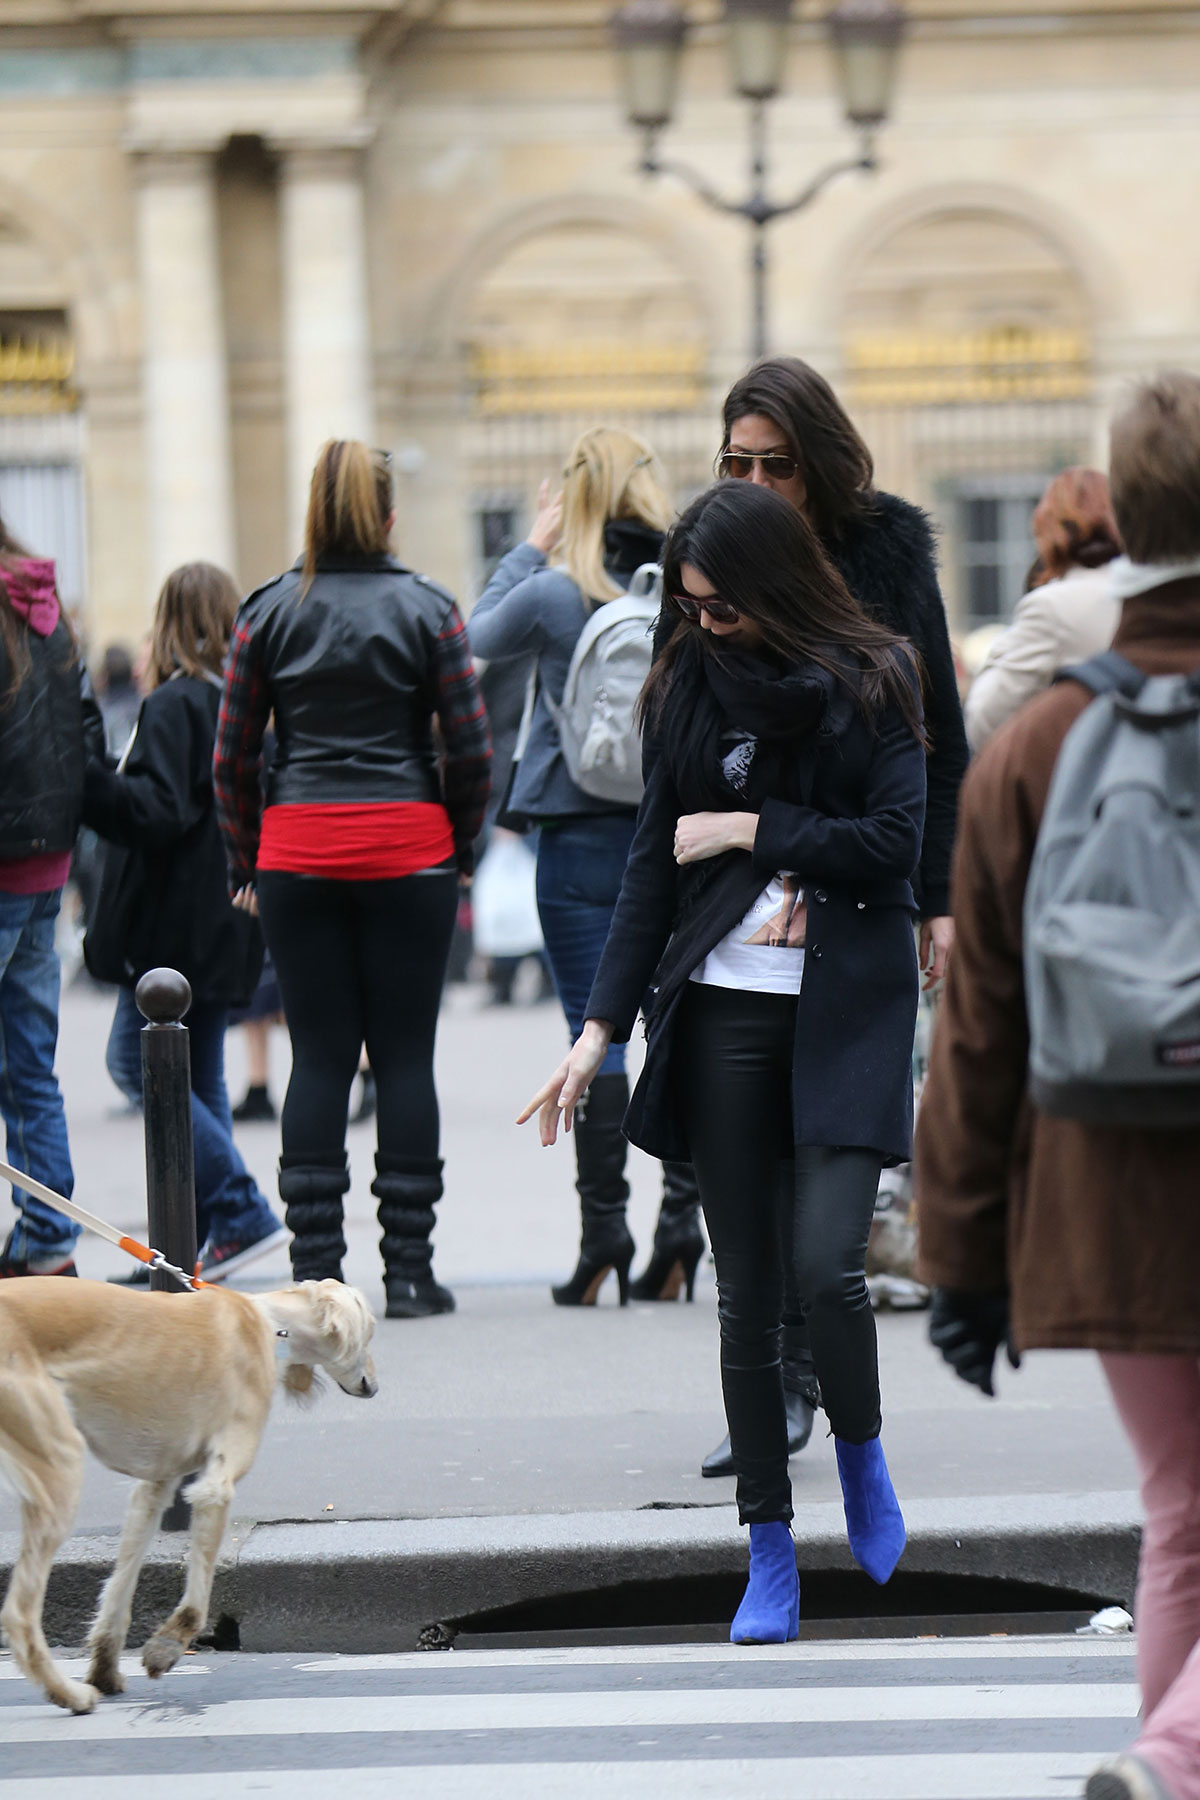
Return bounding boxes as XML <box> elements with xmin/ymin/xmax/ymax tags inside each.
<box><xmin>1102</xmin><ymin>1353</ymin><xmax>1200</xmax><ymax>1800</ymax></box>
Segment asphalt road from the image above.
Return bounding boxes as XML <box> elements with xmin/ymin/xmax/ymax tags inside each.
<box><xmin>0</xmin><ymin>977</ymin><xmax>1137</xmax><ymax>1540</ymax></box>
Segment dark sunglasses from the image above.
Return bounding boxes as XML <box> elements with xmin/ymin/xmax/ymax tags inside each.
<box><xmin>716</xmin><ymin>448</ymin><xmax>800</xmax><ymax>483</ymax></box>
<box><xmin>669</xmin><ymin>589</ymin><xmax>741</xmax><ymax>626</ymax></box>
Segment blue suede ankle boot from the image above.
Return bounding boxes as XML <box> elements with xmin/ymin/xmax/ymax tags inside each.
<box><xmin>729</xmin><ymin>1522</ymin><xmax>800</xmax><ymax>1645</ymax></box>
<box><xmin>835</xmin><ymin>1437</ymin><xmax>906</xmax><ymax>1584</ymax></box>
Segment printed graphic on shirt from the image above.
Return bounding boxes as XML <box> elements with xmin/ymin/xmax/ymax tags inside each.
<box><xmin>721</xmin><ymin>732</ymin><xmax>756</xmax><ymax>795</ymax></box>
<box><xmin>690</xmin><ymin>728</ymin><xmax>807</xmax><ymax>994</ymax></box>
<box><xmin>691</xmin><ymin>873</ymin><xmax>807</xmax><ymax>995</ymax></box>
<box><xmin>745</xmin><ymin>873</ymin><xmax>807</xmax><ymax>948</ymax></box>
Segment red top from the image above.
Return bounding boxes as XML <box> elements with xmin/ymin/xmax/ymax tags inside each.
<box><xmin>256</xmin><ymin>802</ymin><xmax>456</xmax><ymax>882</ymax></box>
<box><xmin>0</xmin><ymin>850</ymin><xmax>72</xmax><ymax>895</ymax></box>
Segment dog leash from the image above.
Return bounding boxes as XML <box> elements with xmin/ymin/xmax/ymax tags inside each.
<box><xmin>0</xmin><ymin>1157</ymin><xmax>207</xmax><ymax>1290</ymax></box>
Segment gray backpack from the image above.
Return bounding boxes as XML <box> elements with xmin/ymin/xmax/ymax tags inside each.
<box><xmin>1024</xmin><ymin>650</ymin><xmax>1200</xmax><ymax>1126</ymax></box>
<box><xmin>543</xmin><ymin>563</ymin><xmax>661</xmax><ymax>807</ymax></box>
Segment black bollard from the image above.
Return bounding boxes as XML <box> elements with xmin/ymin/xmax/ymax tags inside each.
<box><xmin>135</xmin><ymin>968</ymin><xmax>197</xmax><ymax>1535</ymax></box>
<box><xmin>136</xmin><ymin>967</ymin><xmax>198</xmax><ymax>1295</ymax></box>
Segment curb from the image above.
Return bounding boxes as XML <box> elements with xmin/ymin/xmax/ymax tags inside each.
<box><xmin>3</xmin><ymin>1490</ymin><xmax>1140</xmax><ymax>1654</ymax></box>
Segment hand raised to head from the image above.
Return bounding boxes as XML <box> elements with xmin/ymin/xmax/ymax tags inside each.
<box><xmin>526</xmin><ymin>479</ymin><xmax>564</xmax><ymax>558</ymax></box>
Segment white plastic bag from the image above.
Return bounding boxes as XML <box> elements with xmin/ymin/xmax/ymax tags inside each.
<box><xmin>472</xmin><ymin>831</ymin><xmax>543</xmax><ymax>959</ymax></box>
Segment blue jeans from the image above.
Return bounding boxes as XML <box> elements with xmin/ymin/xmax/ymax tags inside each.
<box><xmin>106</xmin><ymin>986</ymin><xmax>280</xmax><ymax>1249</ymax></box>
<box><xmin>536</xmin><ymin>816</ymin><xmax>637</xmax><ymax>1079</ymax></box>
<box><xmin>0</xmin><ymin>887</ymin><xmax>79</xmax><ymax>1261</ymax></box>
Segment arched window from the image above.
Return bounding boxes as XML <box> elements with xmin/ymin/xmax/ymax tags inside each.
<box><xmin>461</xmin><ymin>220</ymin><xmax>711</xmax><ymax>583</ymax></box>
<box><xmin>841</xmin><ymin>207</ymin><xmax>1096</xmax><ymax>633</ymax></box>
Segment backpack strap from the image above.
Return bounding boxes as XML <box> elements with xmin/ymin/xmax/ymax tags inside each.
<box><xmin>1054</xmin><ymin>649</ymin><xmax>1146</xmax><ymax>700</ymax></box>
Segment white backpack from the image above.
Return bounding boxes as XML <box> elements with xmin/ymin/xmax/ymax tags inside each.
<box><xmin>544</xmin><ymin>563</ymin><xmax>661</xmax><ymax>807</ymax></box>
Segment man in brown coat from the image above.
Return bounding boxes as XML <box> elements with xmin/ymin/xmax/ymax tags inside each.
<box><xmin>916</xmin><ymin>371</ymin><xmax>1200</xmax><ymax>1800</ymax></box>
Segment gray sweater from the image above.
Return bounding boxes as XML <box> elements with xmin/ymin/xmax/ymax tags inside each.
<box><xmin>468</xmin><ymin>540</ymin><xmax>639</xmax><ymax>821</ymax></box>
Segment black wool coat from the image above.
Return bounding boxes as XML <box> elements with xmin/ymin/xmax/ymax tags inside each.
<box><xmin>82</xmin><ymin>674</ymin><xmax>263</xmax><ymax>1008</ymax></box>
<box><xmin>586</xmin><ymin>653</ymin><xmax>927</xmax><ymax>1166</ymax></box>
<box><xmin>652</xmin><ymin>491</ymin><xmax>967</xmax><ymax>919</ymax></box>
<box><xmin>829</xmin><ymin>492</ymin><xmax>967</xmax><ymax>920</ymax></box>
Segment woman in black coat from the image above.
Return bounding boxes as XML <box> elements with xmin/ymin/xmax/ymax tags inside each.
<box><xmin>83</xmin><ymin>562</ymin><xmax>285</xmax><ymax>1281</ymax></box>
<box><xmin>638</xmin><ymin>356</ymin><xmax>970</xmax><ymax>1487</ymax></box>
<box><xmin>522</xmin><ymin>482</ymin><xmax>927</xmax><ymax>1643</ymax></box>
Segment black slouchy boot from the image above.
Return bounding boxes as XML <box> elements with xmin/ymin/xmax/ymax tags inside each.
<box><xmin>629</xmin><ymin>1162</ymin><xmax>707</xmax><ymax>1301</ymax></box>
<box><xmin>552</xmin><ymin>1073</ymin><xmax>636</xmax><ymax>1307</ymax></box>
<box><xmin>278</xmin><ymin>1153</ymin><xmax>350</xmax><ymax>1283</ymax></box>
<box><xmin>373</xmin><ymin>1155</ymin><xmax>456</xmax><ymax>1319</ymax></box>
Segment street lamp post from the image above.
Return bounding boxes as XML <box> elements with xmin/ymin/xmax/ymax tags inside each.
<box><xmin>612</xmin><ymin>0</ymin><xmax>907</xmax><ymax>360</ymax></box>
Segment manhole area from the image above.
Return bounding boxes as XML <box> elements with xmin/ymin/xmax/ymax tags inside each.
<box><xmin>443</xmin><ymin>1570</ymin><xmax>1125</xmax><ymax>1650</ymax></box>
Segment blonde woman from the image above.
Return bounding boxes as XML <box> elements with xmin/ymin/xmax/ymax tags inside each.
<box><xmin>468</xmin><ymin>426</ymin><xmax>687</xmax><ymax>1306</ymax></box>
<box><xmin>214</xmin><ymin>441</ymin><xmax>491</xmax><ymax>1315</ymax></box>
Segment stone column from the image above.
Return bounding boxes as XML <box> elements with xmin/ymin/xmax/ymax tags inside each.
<box><xmin>278</xmin><ymin>141</ymin><xmax>374</xmax><ymax>547</ymax></box>
<box><xmin>134</xmin><ymin>149</ymin><xmax>235</xmax><ymax>586</ymax></box>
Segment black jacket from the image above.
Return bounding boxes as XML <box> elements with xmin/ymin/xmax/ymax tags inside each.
<box><xmin>0</xmin><ymin>618</ymin><xmax>103</xmax><ymax>859</ymax></box>
<box><xmin>243</xmin><ymin>557</ymin><xmax>467</xmax><ymax>808</ymax></box>
<box><xmin>829</xmin><ymin>492</ymin><xmax>967</xmax><ymax>919</ymax></box>
<box><xmin>652</xmin><ymin>491</ymin><xmax>968</xmax><ymax>918</ymax></box>
<box><xmin>587</xmin><ymin>642</ymin><xmax>927</xmax><ymax>1165</ymax></box>
<box><xmin>82</xmin><ymin>674</ymin><xmax>263</xmax><ymax>1007</ymax></box>
<box><xmin>216</xmin><ymin>554</ymin><xmax>491</xmax><ymax>886</ymax></box>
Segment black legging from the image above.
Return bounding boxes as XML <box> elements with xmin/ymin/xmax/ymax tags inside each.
<box><xmin>257</xmin><ymin>869</ymin><xmax>458</xmax><ymax>1162</ymax></box>
<box><xmin>674</xmin><ymin>981</ymin><xmax>883</xmax><ymax>1526</ymax></box>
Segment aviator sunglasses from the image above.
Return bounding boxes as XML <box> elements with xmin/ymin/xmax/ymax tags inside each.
<box><xmin>716</xmin><ymin>447</ymin><xmax>800</xmax><ymax>483</ymax></box>
<box><xmin>669</xmin><ymin>587</ymin><xmax>742</xmax><ymax>626</ymax></box>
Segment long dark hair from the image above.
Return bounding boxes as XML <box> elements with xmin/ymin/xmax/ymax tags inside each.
<box><xmin>722</xmin><ymin>356</ymin><xmax>875</xmax><ymax>544</ymax></box>
<box><xmin>641</xmin><ymin>482</ymin><xmax>924</xmax><ymax>747</ymax></box>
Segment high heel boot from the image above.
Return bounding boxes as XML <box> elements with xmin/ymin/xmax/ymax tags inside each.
<box><xmin>278</xmin><ymin>1154</ymin><xmax>349</xmax><ymax>1283</ymax></box>
<box><xmin>702</xmin><ymin>1386</ymin><xmax>817</xmax><ymax>1479</ymax></box>
<box><xmin>552</xmin><ymin>1073</ymin><xmax>635</xmax><ymax>1307</ymax></box>
<box><xmin>730</xmin><ymin>1522</ymin><xmax>800</xmax><ymax>1645</ymax></box>
<box><xmin>374</xmin><ymin>1155</ymin><xmax>455</xmax><ymax>1319</ymax></box>
<box><xmin>629</xmin><ymin>1161</ymin><xmax>706</xmax><ymax>1301</ymax></box>
<box><xmin>835</xmin><ymin>1435</ymin><xmax>907</xmax><ymax>1584</ymax></box>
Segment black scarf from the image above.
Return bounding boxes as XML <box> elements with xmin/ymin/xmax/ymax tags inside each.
<box><xmin>664</xmin><ymin>637</ymin><xmax>857</xmax><ymax>812</ymax></box>
<box><xmin>701</xmin><ymin>647</ymin><xmax>835</xmax><ymax>741</ymax></box>
<box><xmin>603</xmin><ymin>519</ymin><xmax>664</xmax><ymax>585</ymax></box>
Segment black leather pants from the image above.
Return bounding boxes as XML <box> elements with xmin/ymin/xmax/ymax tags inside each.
<box><xmin>674</xmin><ymin>981</ymin><xmax>883</xmax><ymax>1524</ymax></box>
<box><xmin>658</xmin><ymin>1161</ymin><xmax>818</xmax><ymax>1403</ymax></box>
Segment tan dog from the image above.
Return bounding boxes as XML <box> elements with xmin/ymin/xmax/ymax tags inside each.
<box><xmin>0</xmin><ymin>1277</ymin><xmax>377</xmax><ymax>1714</ymax></box>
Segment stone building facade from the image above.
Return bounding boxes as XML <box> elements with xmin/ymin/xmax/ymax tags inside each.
<box><xmin>0</xmin><ymin>0</ymin><xmax>1196</xmax><ymax>648</ymax></box>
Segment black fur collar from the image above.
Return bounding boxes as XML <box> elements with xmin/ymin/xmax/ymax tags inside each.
<box><xmin>830</xmin><ymin>490</ymin><xmax>940</xmax><ymax>637</ymax></box>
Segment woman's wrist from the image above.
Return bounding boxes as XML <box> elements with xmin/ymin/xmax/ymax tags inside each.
<box><xmin>580</xmin><ymin>1019</ymin><xmax>614</xmax><ymax>1051</ymax></box>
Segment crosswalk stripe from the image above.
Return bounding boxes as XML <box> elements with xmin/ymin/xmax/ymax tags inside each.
<box><xmin>0</xmin><ymin>1660</ymin><xmax>213</xmax><ymax>1682</ymax></box>
<box><xmin>0</xmin><ymin>1637</ymin><xmax>1134</xmax><ymax>1682</ymax></box>
<box><xmin>1</xmin><ymin>1679</ymin><xmax>1140</xmax><ymax>1741</ymax></box>
<box><xmin>0</xmin><ymin>1753</ymin><xmax>1127</xmax><ymax>1799</ymax></box>
<box><xmin>294</xmin><ymin>1636</ymin><xmax>1135</xmax><ymax>1671</ymax></box>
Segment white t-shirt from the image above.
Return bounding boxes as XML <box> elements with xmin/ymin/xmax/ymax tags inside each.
<box><xmin>690</xmin><ymin>872</ymin><xmax>807</xmax><ymax>994</ymax></box>
<box><xmin>688</xmin><ymin>727</ymin><xmax>806</xmax><ymax>997</ymax></box>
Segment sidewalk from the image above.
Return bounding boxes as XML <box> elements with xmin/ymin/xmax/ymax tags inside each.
<box><xmin>1</xmin><ymin>979</ymin><xmax>1141</xmax><ymax>1648</ymax></box>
